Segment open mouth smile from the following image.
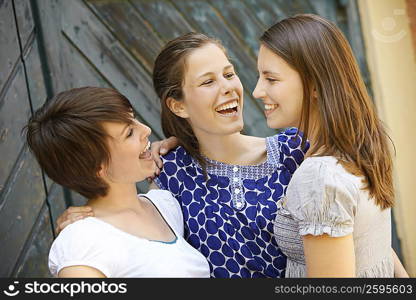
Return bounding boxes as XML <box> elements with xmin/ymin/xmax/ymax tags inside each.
<box><xmin>264</xmin><ymin>103</ymin><xmax>279</xmax><ymax>116</ymax></box>
<box><xmin>139</xmin><ymin>141</ymin><xmax>152</xmax><ymax>159</ymax></box>
<box><xmin>215</xmin><ymin>99</ymin><xmax>239</xmax><ymax>117</ymax></box>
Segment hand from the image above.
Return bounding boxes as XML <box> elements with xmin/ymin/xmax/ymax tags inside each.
<box><xmin>148</xmin><ymin>136</ymin><xmax>179</xmax><ymax>179</ymax></box>
<box><xmin>55</xmin><ymin>206</ymin><xmax>94</xmax><ymax>235</ymax></box>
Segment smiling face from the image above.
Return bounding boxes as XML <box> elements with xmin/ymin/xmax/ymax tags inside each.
<box><xmin>253</xmin><ymin>45</ymin><xmax>304</xmax><ymax>129</ymax></box>
<box><xmin>168</xmin><ymin>43</ymin><xmax>244</xmax><ymax>137</ymax></box>
<box><xmin>101</xmin><ymin>118</ymin><xmax>155</xmax><ymax>184</ymax></box>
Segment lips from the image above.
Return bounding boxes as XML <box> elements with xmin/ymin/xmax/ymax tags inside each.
<box><xmin>215</xmin><ymin>99</ymin><xmax>239</xmax><ymax>116</ymax></box>
<box><xmin>264</xmin><ymin>103</ymin><xmax>279</xmax><ymax>117</ymax></box>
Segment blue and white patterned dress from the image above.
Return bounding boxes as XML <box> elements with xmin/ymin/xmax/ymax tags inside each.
<box><xmin>154</xmin><ymin>128</ymin><xmax>309</xmax><ymax>278</ymax></box>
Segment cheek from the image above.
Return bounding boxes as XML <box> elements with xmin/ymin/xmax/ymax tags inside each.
<box><xmin>234</xmin><ymin>78</ymin><xmax>243</xmax><ymax>93</ymax></box>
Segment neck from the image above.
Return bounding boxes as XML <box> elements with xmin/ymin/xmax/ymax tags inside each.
<box><xmin>194</xmin><ymin>130</ymin><xmax>265</xmax><ymax>165</ymax></box>
<box><xmin>305</xmin><ymin>113</ymin><xmax>323</xmax><ymax>156</ymax></box>
<box><xmin>87</xmin><ymin>182</ymin><xmax>141</xmax><ymax>212</ymax></box>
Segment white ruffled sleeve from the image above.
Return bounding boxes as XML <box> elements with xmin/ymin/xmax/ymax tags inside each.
<box><xmin>285</xmin><ymin>158</ymin><xmax>357</xmax><ymax>237</ymax></box>
<box><xmin>48</xmin><ymin>219</ymin><xmax>113</xmax><ymax>277</ymax></box>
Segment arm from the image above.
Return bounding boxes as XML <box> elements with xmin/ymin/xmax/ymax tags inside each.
<box><xmin>58</xmin><ymin>266</ymin><xmax>106</xmax><ymax>278</ymax></box>
<box><xmin>392</xmin><ymin>248</ymin><xmax>409</xmax><ymax>278</ymax></box>
<box><xmin>303</xmin><ymin>233</ymin><xmax>356</xmax><ymax>277</ymax></box>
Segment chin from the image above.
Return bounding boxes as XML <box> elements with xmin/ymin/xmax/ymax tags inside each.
<box><xmin>230</xmin><ymin>121</ymin><xmax>244</xmax><ymax>134</ymax></box>
<box><xmin>266</xmin><ymin>119</ymin><xmax>281</xmax><ymax>129</ymax></box>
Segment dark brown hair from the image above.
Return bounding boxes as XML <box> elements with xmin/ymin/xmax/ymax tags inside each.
<box><xmin>153</xmin><ymin>32</ymin><xmax>226</xmax><ymax>173</ymax></box>
<box><xmin>260</xmin><ymin>14</ymin><xmax>394</xmax><ymax>209</ymax></box>
<box><xmin>24</xmin><ymin>87</ymin><xmax>134</xmax><ymax>199</ymax></box>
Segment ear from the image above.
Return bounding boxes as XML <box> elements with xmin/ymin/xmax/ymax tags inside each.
<box><xmin>312</xmin><ymin>87</ymin><xmax>318</xmax><ymax>99</ymax></box>
<box><xmin>97</xmin><ymin>164</ymin><xmax>107</xmax><ymax>180</ymax></box>
<box><xmin>166</xmin><ymin>97</ymin><xmax>189</xmax><ymax>118</ymax></box>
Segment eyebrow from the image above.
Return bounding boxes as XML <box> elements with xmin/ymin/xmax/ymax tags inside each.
<box><xmin>262</xmin><ymin>70</ymin><xmax>281</xmax><ymax>76</ymax></box>
<box><xmin>197</xmin><ymin>64</ymin><xmax>234</xmax><ymax>79</ymax></box>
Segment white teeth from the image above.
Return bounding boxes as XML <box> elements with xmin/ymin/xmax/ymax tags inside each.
<box><xmin>215</xmin><ymin>100</ymin><xmax>238</xmax><ymax>112</ymax></box>
<box><xmin>140</xmin><ymin>141</ymin><xmax>151</xmax><ymax>155</ymax></box>
<box><xmin>265</xmin><ymin>104</ymin><xmax>279</xmax><ymax>110</ymax></box>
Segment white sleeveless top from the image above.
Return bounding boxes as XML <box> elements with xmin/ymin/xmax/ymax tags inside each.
<box><xmin>49</xmin><ymin>190</ymin><xmax>210</xmax><ymax>277</ymax></box>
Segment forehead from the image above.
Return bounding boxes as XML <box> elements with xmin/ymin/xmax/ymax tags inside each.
<box><xmin>185</xmin><ymin>43</ymin><xmax>230</xmax><ymax>77</ymax></box>
<box><xmin>257</xmin><ymin>45</ymin><xmax>289</xmax><ymax>71</ymax></box>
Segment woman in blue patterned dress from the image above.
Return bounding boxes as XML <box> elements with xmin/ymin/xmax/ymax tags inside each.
<box><xmin>149</xmin><ymin>32</ymin><xmax>310</xmax><ymax>278</ymax></box>
<box><xmin>56</xmin><ymin>32</ymin><xmax>309</xmax><ymax>278</ymax></box>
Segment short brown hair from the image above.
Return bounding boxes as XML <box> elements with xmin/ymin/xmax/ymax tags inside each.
<box><xmin>261</xmin><ymin>14</ymin><xmax>394</xmax><ymax>209</ymax></box>
<box><xmin>24</xmin><ymin>87</ymin><xmax>134</xmax><ymax>199</ymax></box>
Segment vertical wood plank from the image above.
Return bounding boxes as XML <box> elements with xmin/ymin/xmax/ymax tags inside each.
<box><xmin>0</xmin><ymin>0</ymin><xmax>20</xmax><ymax>94</ymax></box>
<box><xmin>13</xmin><ymin>204</ymin><xmax>54</xmax><ymax>277</ymax></box>
<box><xmin>0</xmin><ymin>148</ymin><xmax>46</xmax><ymax>276</ymax></box>
<box><xmin>0</xmin><ymin>64</ymin><xmax>32</xmax><ymax>192</ymax></box>
<box><xmin>87</xmin><ymin>0</ymin><xmax>165</xmax><ymax>72</ymax></box>
<box><xmin>61</xmin><ymin>0</ymin><xmax>164</xmax><ymax>138</ymax></box>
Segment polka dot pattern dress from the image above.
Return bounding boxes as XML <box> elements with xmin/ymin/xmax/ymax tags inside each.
<box><xmin>154</xmin><ymin>128</ymin><xmax>309</xmax><ymax>278</ymax></box>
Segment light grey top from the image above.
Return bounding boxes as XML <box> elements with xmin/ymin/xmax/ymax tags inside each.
<box><xmin>273</xmin><ymin>156</ymin><xmax>393</xmax><ymax>277</ymax></box>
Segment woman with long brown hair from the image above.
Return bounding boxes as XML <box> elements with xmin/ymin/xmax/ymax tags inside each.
<box><xmin>254</xmin><ymin>14</ymin><xmax>396</xmax><ymax>277</ymax></box>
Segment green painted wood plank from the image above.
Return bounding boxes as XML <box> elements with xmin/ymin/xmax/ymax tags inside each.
<box><xmin>0</xmin><ymin>64</ymin><xmax>32</xmax><ymax>192</ymax></box>
<box><xmin>61</xmin><ymin>0</ymin><xmax>163</xmax><ymax>138</ymax></box>
<box><xmin>46</xmin><ymin>183</ymin><xmax>67</xmax><ymax>233</ymax></box>
<box><xmin>129</xmin><ymin>0</ymin><xmax>194</xmax><ymax>42</ymax></box>
<box><xmin>0</xmin><ymin>0</ymin><xmax>20</xmax><ymax>95</ymax></box>
<box><xmin>208</xmin><ymin>0</ymin><xmax>266</xmax><ymax>56</ymax></box>
<box><xmin>24</xmin><ymin>38</ymin><xmax>48</xmax><ymax>112</ymax></box>
<box><xmin>14</xmin><ymin>0</ymin><xmax>35</xmax><ymax>52</ymax></box>
<box><xmin>31</xmin><ymin>0</ymin><xmax>74</xmax><ymax>94</ymax></box>
<box><xmin>14</xmin><ymin>204</ymin><xmax>53</xmax><ymax>277</ymax></box>
<box><xmin>0</xmin><ymin>148</ymin><xmax>46</xmax><ymax>276</ymax></box>
<box><xmin>244</xmin><ymin>0</ymin><xmax>291</xmax><ymax>28</ymax></box>
<box><xmin>87</xmin><ymin>0</ymin><xmax>165</xmax><ymax>72</ymax></box>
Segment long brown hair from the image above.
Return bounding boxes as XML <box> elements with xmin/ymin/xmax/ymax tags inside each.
<box><xmin>25</xmin><ymin>87</ymin><xmax>134</xmax><ymax>199</ymax></box>
<box><xmin>153</xmin><ymin>32</ymin><xmax>227</xmax><ymax>173</ymax></box>
<box><xmin>260</xmin><ymin>14</ymin><xmax>394</xmax><ymax>209</ymax></box>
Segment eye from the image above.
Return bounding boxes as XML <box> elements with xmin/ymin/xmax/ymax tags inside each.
<box><xmin>266</xmin><ymin>78</ymin><xmax>279</xmax><ymax>83</ymax></box>
<box><xmin>126</xmin><ymin>127</ymin><xmax>134</xmax><ymax>138</ymax></box>
<box><xmin>225</xmin><ymin>72</ymin><xmax>235</xmax><ymax>79</ymax></box>
<box><xmin>201</xmin><ymin>79</ymin><xmax>213</xmax><ymax>86</ymax></box>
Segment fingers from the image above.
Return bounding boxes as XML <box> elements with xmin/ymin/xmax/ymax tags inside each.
<box><xmin>150</xmin><ymin>141</ymin><xmax>164</xmax><ymax>169</ymax></box>
<box><xmin>55</xmin><ymin>212</ymin><xmax>94</xmax><ymax>235</ymax></box>
<box><xmin>160</xmin><ymin>136</ymin><xmax>178</xmax><ymax>155</ymax></box>
<box><xmin>67</xmin><ymin>206</ymin><xmax>93</xmax><ymax>214</ymax></box>
<box><xmin>150</xmin><ymin>136</ymin><xmax>178</xmax><ymax>177</ymax></box>
<box><xmin>55</xmin><ymin>206</ymin><xmax>93</xmax><ymax>235</ymax></box>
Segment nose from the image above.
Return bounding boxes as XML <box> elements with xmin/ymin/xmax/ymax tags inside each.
<box><xmin>135</xmin><ymin>120</ymin><xmax>151</xmax><ymax>139</ymax></box>
<box><xmin>219</xmin><ymin>76</ymin><xmax>233</xmax><ymax>95</ymax></box>
<box><xmin>252</xmin><ymin>79</ymin><xmax>264</xmax><ymax>99</ymax></box>
<box><xmin>143</xmin><ymin>124</ymin><xmax>152</xmax><ymax>139</ymax></box>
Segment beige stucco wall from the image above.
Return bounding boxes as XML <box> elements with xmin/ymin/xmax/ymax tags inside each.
<box><xmin>359</xmin><ymin>0</ymin><xmax>416</xmax><ymax>276</ymax></box>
